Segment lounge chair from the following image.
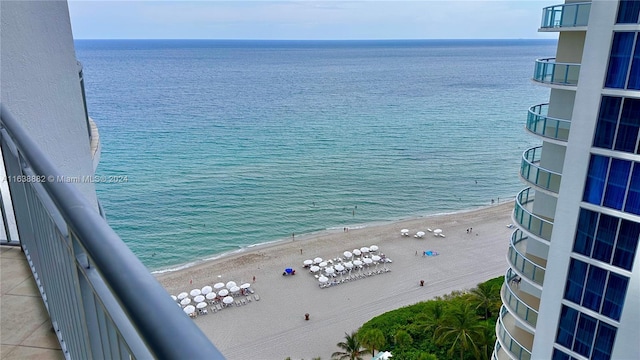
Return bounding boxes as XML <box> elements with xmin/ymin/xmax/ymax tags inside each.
<box><xmin>254</xmin><ymin>294</ymin><xmax>260</xmax><ymax>301</ymax></box>
<box><xmin>241</xmin><ymin>298</ymin><xmax>247</xmax><ymax>305</ymax></box>
<box><xmin>246</xmin><ymin>295</ymin><xmax>252</xmax><ymax>302</ymax></box>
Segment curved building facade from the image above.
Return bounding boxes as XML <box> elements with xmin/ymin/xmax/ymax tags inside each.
<box><xmin>495</xmin><ymin>1</ymin><xmax>640</xmax><ymax>359</ymax></box>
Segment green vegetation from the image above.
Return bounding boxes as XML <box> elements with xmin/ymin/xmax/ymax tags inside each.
<box><xmin>345</xmin><ymin>277</ymin><xmax>502</xmax><ymax>360</ymax></box>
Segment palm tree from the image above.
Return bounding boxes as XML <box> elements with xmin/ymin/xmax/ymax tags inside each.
<box><xmin>468</xmin><ymin>282</ymin><xmax>500</xmax><ymax>320</ymax></box>
<box><xmin>434</xmin><ymin>302</ymin><xmax>484</xmax><ymax>360</ymax></box>
<box><xmin>359</xmin><ymin>328</ymin><xmax>385</xmax><ymax>356</ymax></box>
<box><xmin>394</xmin><ymin>329</ymin><xmax>413</xmax><ymax>347</ymax></box>
<box><xmin>417</xmin><ymin>300</ymin><xmax>447</xmax><ymax>339</ymax></box>
<box><xmin>332</xmin><ymin>331</ymin><xmax>370</xmax><ymax>360</ymax></box>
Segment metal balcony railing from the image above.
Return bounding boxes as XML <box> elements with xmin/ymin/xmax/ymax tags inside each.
<box><xmin>496</xmin><ymin>305</ymin><xmax>533</xmax><ymax>360</ymax></box>
<box><xmin>0</xmin><ymin>104</ymin><xmax>225</xmax><ymax>359</ymax></box>
<box><xmin>507</xmin><ymin>229</ymin><xmax>546</xmax><ymax>286</ymax></box>
<box><xmin>502</xmin><ymin>269</ymin><xmax>539</xmax><ymax>329</ymax></box>
<box><xmin>533</xmin><ymin>58</ymin><xmax>580</xmax><ymax>86</ymax></box>
<box><xmin>514</xmin><ymin>188</ymin><xmax>554</xmax><ymax>241</ymax></box>
<box><xmin>526</xmin><ymin>104</ymin><xmax>571</xmax><ymax>142</ymax></box>
<box><xmin>541</xmin><ymin>2</ymin><xmax>591</xmax><ymax>29</ymax></box>
<box><xmin>521</xmin><ymin>146</ymin><xmax>562</xmax><ymax>193</ymax></box>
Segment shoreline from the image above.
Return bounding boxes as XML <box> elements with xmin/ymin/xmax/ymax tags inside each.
<box><xmin>151</xmin><ymin>200</ymin><xmax>513</xmax><ymax>274</ymax></box>
<box><xmin>156</xmin><ymin>201</ymin><xmax>515</xmax><ymax>359</ymax></box>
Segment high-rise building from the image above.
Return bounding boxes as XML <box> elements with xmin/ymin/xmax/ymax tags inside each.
<box><xmin>494</xmin><ymin>1</ymin><xmax>640</xmax><ymax>359</ymax></box>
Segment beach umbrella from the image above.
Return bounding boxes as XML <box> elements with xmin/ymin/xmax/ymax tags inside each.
<box><xmin>206</xmin><ymin>292</ymin><xmax>216</xmax><ymax>300</ymax></box>
<box><xmin>343</xmin><ymin>251</ymin><xmax>352</xmax><ymax>259</ymax></box>
<box><xmin>222</xmin><ymin>296</ymin><xmax>234</xmax><ymax>305</ymax></box>
<box><xmin>344</xmin><ymin>262</ymin><xmax>353</xmax><ymax>269</ymax></box>
<box><xmin>353</xmin><ymin>249</ymin><xmax>361</xmax><ymax>256</ymax></box>
<box><xmin>319</xmin><ymin>261</ymin><xmax>328</xmax><ymax>268</ymax></box>
<box><xmin>218</xmin><ymin>289</ymin><xmax>229</xmax><ymax>297</ymax></box>
<box><xmin>303</xmin><ymin>259</ymin><xmax>313</xmax><ymax>266</ymax></box>
<box><xmin>196</xmin><ymin>302</ymin><xmax>207</xmax><ymax>309</ymax></box>
<box><xmin>194</xmin><ymin>295</ymin><xmax>205</xmax><ymax>303</ymax></box>
<box><xmin>369</xmin><ymin>245</ymin><xmax>378</xmax><ymax>252</ymax></box>
<box><xmin>201</xmin><ymin>286</ymin><xmax>213</xmax><ymax>295</ymax></box>
<box><xmin>434</xmin><ymin>228</ymin><xmax>443</xmax><ymax>235</ymax></box>
<box><xmin>310</xmin><ymin>265</ymin><xmax>320</xmax><ymax>273</ymax></box>
<box><xmin>334</xmin><ymin>264</ymin><xmax>345</xmax><ymax>272</ymax></box>
<box><xmin>180</xmin><ymin>298</ymin><xmax>191</xmax><ymax>306</ymax></box>
<box><xmin>240</xmin><ymin>283</ymin><xmax>251</xmax><ymax>289</ymax></box>
<box><xmin>372</xmin><ymin>255</ymin><xmax>381</xmax><ymax>262</ymax></box>
<box><xmin>183</xmin><ymin>305</ymin><xmax>195</xmax><ymax>314</ymax></box>
<box><xmin>213</xmin><ymin>282</ymin><xmax>225</xmax><ymax>290</ymax></box>
<box><xmin>401</xmin><ymin>229</ymin><xmax>409</xmax><ymax>236</ymax></box>
<box><xmin>360</xmin><ymin>247</ymin><xmax>370</xmax><ymax>253</ymax></box>
<box><xmin>313</xmin><ymin>257</ymin><xmax>323</xmax><ymax>264</ymax></box>
<box><xmin>353</xmin><ymin>260</ymin><xmax>363</xmax><ymax>272</ymax></box>
<box><xmin>230</xmin><ymin>286</ymin><xmax>241</xmax><ymax>294</ymax></box>
<box><xmin>325</xmin><ymin>267</ymin><xmax>335</xmax><ymax>275</ymax></box>
<box><xmin>190</xmin><ymin>289</ymin><xmax>201</xmax><ymax>297</ymax></box>
<box><xmin>177</xmin><ymin>292</ymin><xmax>189</xmax><ymax>300</ymax></box>
<box><xmin>285</xmin><ymin>268</ymin><xmax>294</xmax><ymax>274</ymax></box>
<box><xmin>364</xmin><ymin>258</ymin><xmax>373</xmax><ymax>266</ymax></box>
<box><xmin>416</xmin><ymin>231</ymin><xmax>426</xmax><ymax>238</ymax></box>
<box><xmin>318</xmin><ymin>276</ymin><xmax>329</xmax><ymax>283</ymax></box>
<box><xmin>226</xmin><ymin>281</ymin><xmax>237</xmax><ymax>289</ymax></box>
<box><xmin>171</xmin><ymin>295</ymin><xmax>177</xmax><ymax>301</ymax></box>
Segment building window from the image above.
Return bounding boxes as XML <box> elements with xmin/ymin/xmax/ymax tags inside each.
<box><xmin>583</xmin><ymin>154</ymin><xmax>640</xmax><ymax>215</ymax></box>
<box><xmin>593</xmin><ymin>96</ymin><xmax>640</xmax><ymax>154</ymax></box>
<box><xmin>617</xmin><ymin>0</ymin><xmax>640</xmax><ymax>24</ymax></box>
<box><xmin>605</xmin><ymin>32</ymin><xmax>640</xmax><ymax>90</ymax></box>
<box><xmin>573</xmin><ymin>208</ymin><xmax>640</xmax><ymax>272</ymax></box>
<box><xmin>556</xmin><ymin>305</ymin><xmax>618</xmax><ymax>360</ymax></box>
<box><xmin>552</xmin><ymin>348</ymin><xmax>579</xmax><ymax>360</ymax></box>
<box><xmin>564</xmin><ymin>258</ymin><xmax>630</xmax><ymax>321</ymax></box>
<box><xmin>603</xmin><ymin>159</ymin><xmax>631</xmax><ymax>209</ymax></box>
<box><xmin>584</xmin><ymin>155</ymin><xmax>609</xmax><ymax>205</ymax></box>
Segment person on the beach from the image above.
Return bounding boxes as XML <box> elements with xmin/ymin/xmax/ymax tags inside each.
<box><xmin>253</xmin><ymin>276</ymin><xmax>256</xmax><ymax>282</ymax></box>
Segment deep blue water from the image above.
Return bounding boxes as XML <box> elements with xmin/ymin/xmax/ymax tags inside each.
<box><xmin>75</xmin><ymin>39</ymin><xmax>555</xmax><ymax>271</ymax></box>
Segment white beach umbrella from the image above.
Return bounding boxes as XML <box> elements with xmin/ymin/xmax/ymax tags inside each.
<box><xmin>206</xmin><ymin>292</ymin><xmax>216</xmax><ymax>300</ymax></box>
<box><xmin>225</xmin><ymin>281</ymin><xmax>237</xmax><ymax>289</ymax></box>
<box><xmin>171</xmin><ymin>295</ymin><xmax>177</xmax><ymax>301</ymax></box>
<box><xmin>177</xmin><ymin>292</ymin><xmax>189</xmax><ymax>300</ymax></box>
<box><xmin>334</xmin><ymin>264</ymin><xmax>345</xmax><ymax>272</ymax></box>
<box><xmin>303</xmin><ymin>259</ymin><xmax>313</xmax><ymax>266</ymax></box>
<box><xmin>318</xmin><ymin>276</ymin><xmax>329</xmax><ymax>283</ymax></box>
<box><xmin>183</xmin><ymin>305</ymin><xmax>196</xmax><ymax>314</ymax></box>
<box><xmin>217</xmin><ymin>289</ymin><xmax>229</xmax><ymax>297</ymax></box>
<box><xmin>360</xmin><ymin>247</ymin><xmax>370</xmax><ymax>253</ymax></box>
<box><xmin>310</xmin><ymin>266</ymin><xmax>320</xmax><ymax>273</ymax></box>
<box><xmin>372</xmin><ymin>255</ymin><xmax>381</xmax><ymax>263</ymax></box>
<box><xmin>194</xmin><ymin>295</ymin><xmax>205</xmax><ymax>303</ymax></box>
<box><xmin>344</xmin><ymin>262</ymin><xmax>353</xmax><ymax>269</ymax></box>
<box><xmin>213</xmin><ymin>282</ymin><xmax>225</xmax><ymax>290</ymax></box>
<box><xmin>201</xmin><ymin>286</ymin><xmax>213</xmax><ymax>295</ymax></box>
<box><xmin>180</xmin><ymin>298</ymin><xmax>191</xmax><ymax>306</ymax></box>
<box><xmin>230</xmin><ymin>286</ymin><xmax>241</xmax><ymax>294</ymax></box>
<box><xmin>222</xmin><ymin>296</ymin><xmax>234</xmax><ymax>305</ymax></box>
<box><xmin>401</xmin><ymin>229</ymin><xmax>409</xmax><ymax>235</ymax></box>
<box><xmin>190</xmin><ymin>289</ymin><xmax>201</xmax><ymax>297</ymax></box>
<box><xmin>353</xmin><ymin>249</ymin><xmax>361</xmax><ymax>256</ymax></box>
<box><xmin>343</xmin><ymin>251</ymin><xmax>353</xmax><ymax>259</ymax></box>
<box><xmin>240</xmin><ymin>283</ymin><xmax>251</xmax><ymax>289</ymax></box>
<box><xmin>314</xmin><ymin>257</ymin><xmax>323</xmax><ymax>264</ymax></box>
<box><xmin>319</xmin><ymin>261</ymin><xmax>328</xmax><ymax>267</ymax></box>
<box><xmin>325</xmin><ymin>267</ymin><xmax>335</xmax><ymax>275</ymax></box>
<box><xmin>369</xmin><ymin>245</ymin><xmax>378</xmax><ymax>252</ymax></box>
<box><xmin>353</xmin><ymin>260</ymin><xmax>363</xmax><ymax>269</ymax></box>
<box><xmin>196</xmin><ymin>302</ymin><xmax>207</xmax><ymax>309</ymax></box>
<box><xmin>416</xmin><ymin>231</ymin><xmax>426</xmax><ymax>238</ymax></box>
<box><xmin>363</xmin><ymin>258</ymin><xmax>373</xmax><ymax>265</ymax></box>
<box><xmin>434</xmin><ymin>228</ymin><xmax>443</xmax><ymax>235</ymax></box>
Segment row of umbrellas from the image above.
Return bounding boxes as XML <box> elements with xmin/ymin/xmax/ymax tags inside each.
<box><xmin>172</xmin><ymin>281</ymin><xmax>252</xmax><ymax>305</ymax></box>
<box><xmin>401</xmin><ymin>228</ymin><xmax>442</xmax><ymax>237</ymax></box>
<box><xmin>302</xmin><ymin>245</ymin><xmax>380</xmax><ymax>268</ymax></box>
<box><xmin>181</xmin><ymin>295</ymin><xmax>236</xmax><ymax>315</ymax></box>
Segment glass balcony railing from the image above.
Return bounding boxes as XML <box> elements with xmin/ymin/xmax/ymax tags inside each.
<box><xmin>514</xmin><ymin>188</ymin><xmax>554</xmax><ymax>241</ymax></box>
<box><xmin>521</xmin><ymin>146</ymin><xmax>562</xmax><ymax>193</ymax></box>
<box><xmin>541</xmin><ymin>2</ymin><xmax>591</xmax><ymax>29</ymax></box>
<box><xmin>526</xmin><ymin>104</ymin><xmax>571</xmax><ymax>141</ymax></box>
<box><xmin>502</xmin><ymin>269</ymin><xmax>539</xmax><ymax>328</ymax></box>
<box><xmin>496</xmin><ymin>305</ymin><xmax>533</xmax><ymax>360</ymax></box>
<box><xmin>533</xmin><ymin>58</ymin><xmax>580</xmax><ymax>86</ymax></box>
<box><xmin>493</xmin><ymin>341</ymin><xmax>514</xmax><ymax>360</ymax></box>
<box><xmin>508</xmin><ymin>230</ymin><xmax>546</xmax><ymax>286</ymax></box>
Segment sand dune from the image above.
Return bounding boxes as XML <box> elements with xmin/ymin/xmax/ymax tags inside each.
<box><xmin>156</xmin><ymin>202</ymin><xmax>514</xmax><ymax>359</ymax></box>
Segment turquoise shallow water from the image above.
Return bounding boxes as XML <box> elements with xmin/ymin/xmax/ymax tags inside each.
<box><xmin>75</xmin><ymin>39</ymin><xmax>555</xmax><ymax>271</ymax></box>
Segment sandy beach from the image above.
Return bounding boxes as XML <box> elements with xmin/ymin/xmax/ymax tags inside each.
<box><xmin>156</xmin><ymin>202</ymin><xmax>514</xmax><ymax>359</ymax></box>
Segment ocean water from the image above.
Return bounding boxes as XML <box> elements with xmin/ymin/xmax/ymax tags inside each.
<box><xmin>75</xmin><ymin>39</ymin><xmax>555</xmax><ymax>271</ymax></box>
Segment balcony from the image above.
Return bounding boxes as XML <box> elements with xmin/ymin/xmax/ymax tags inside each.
<box><xmin>493</xmin><ymin>341</ymin><xmax>514</xmax><ymax>360</ymax></box>
<box><xmin>540</xmin><ymin>2</ymin><xmax>590</xmax><ymax>30</ymax></box>
<box><xmin>496</xmin><ymin>305</ymin><xmax>534</xmax><ymax>360</ymax></box>
<box><xmin>508</xmin><ymin>230</ymin><xmax>546</xmax><ymax>286</ymax></box>
<box><xmin>0</xmin><ymin>105</ymin><xmax>225</xmax><ymax>359</ymax></box>
<box><xmin>502</xmin><ymin>269</ymin><xmax>540</xmax><ymax>330</ymax></box>
<box><xmin>533</xmin><ymin>58</ymin><xmax>580</xmax><ymax>86</ymax></box>
<box><xmin>520</xmin><ymin>146</ymin><xmax>562</xmax><ymax>194</ymax></box>
<box><xmin>526</xmin><ymin>104</ymin><xmax>570</xmax><ymax>142</ymax></box>
<box><xmin>514</xmin><ymin>188</ymin><xmax>554</xmax><ymax>241</ymax></box>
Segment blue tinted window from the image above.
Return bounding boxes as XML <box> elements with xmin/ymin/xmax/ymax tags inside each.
<box><xmin>602</xmin><ymin>273</ymin><xmax>629</xmax><ymax>321</ymax></box>
<box><xmin>594</xmin><ymin>96</ymin><xmax>622</xmax><ymax>149</ymax></box>
<box><xmin>617</xmin><ymin>0</ymin><xmax>640</xmax><ymax>24</ymax></box>
<box><xmin>574</xmin><ymin>208</ymin><xmax>598</xmax><ymax>256</ymax></box>
<box><xmin>594</xmin><ymin>214</ymin><xmax>618</xmax><ymax>263</ymax></box>
<box><xmin>584</xmin><ymin>155</ymin><xmax>609</xmax><ymax>205</ymax></box>
<box><xmin>565</xmin><ymin>258</ymin><xmax>587</xmax><ymax>303</ymax></box>
<box><xmin>603</xmin><ymin>159</ymin><xmax>631</xmax><ymax>209</ymax></box>
<box><xmin>592</xmin><ymin>322</ymin><xmax>617</xmax><ymax>360</ymax></box>
<box><xmin>625</xmin><ymin>164</ymin><xmax>640</xmax><ymax>215</ymax></box>
<box><xmin>573</xmin><ymin>313</ymin><xmax>597</xmax><ymax>357</ymax></box>
<box><xmin>557</xmin><ymin>305</ymin><xmax>578</xmax><ymax>348</ymax></box>
<box><xmin>605</xmin><ymin>32</ymin><xmax>635</xmax><ymax>88</ymax></box>
<box><xmin>613</xmin><ymin>219</ymin><xmax>640</xmax><ymax>270</ymax></box>
<box><xmin>583</xmin><ymin>266</ymin><xmax>607</xmax><ymax>312</ymax></box>
<box><xmin>629</xmin><ymin>39</ymin><xmax>640</xmax><ymax>89</ymax></box>
<box><xmin>552</xmin><ymin>348</ymin><xmax>571</xmax><ymax>360</ymax></box>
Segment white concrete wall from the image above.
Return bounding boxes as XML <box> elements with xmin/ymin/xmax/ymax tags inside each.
<box><xmin>556</xmin><ymin>31</ymin><xmax>585</xmax><ymax>63</ymax></box>
<box><xmin>1</xmin><ymin>1</ymin><xmax>98</xmax><ymax>208</ymax></box>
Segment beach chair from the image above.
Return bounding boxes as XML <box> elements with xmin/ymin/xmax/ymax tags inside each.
<box><xmin>216</xmin><ymin>304</ymin><xmax>223</xmax><ymax>311</ymax></box>
<box><xmin>254</xmin><ymin>294</ymin><xmax>260</xmax><ymax>301</ymax></box>
<box><xmin>246</xmin><ymin>295</ymin><xmax>252</xmax><ymax>303</ymax></box>
<box><xmin>241</xmin><ymin>298</ymin><xmax>247</xmax><ymax>305</ymax></box>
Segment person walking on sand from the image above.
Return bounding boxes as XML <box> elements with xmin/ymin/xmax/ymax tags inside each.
<box><xmin>253</xmin><ymin>276</ymin><xmax>256</xmax><ymax>283</ymax></box>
